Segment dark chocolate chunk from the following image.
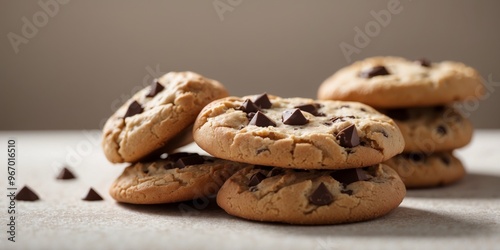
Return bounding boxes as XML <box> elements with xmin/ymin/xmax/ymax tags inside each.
<box><xmin>268</xmin><ymin>168</ymin><xmax>284</xmax><ymax>177</ymax></box>
<box><xmin>175</xmin><ymin>155</ymin><xmax>205</xmax><ymax>169</ymax></box>
<box><xmin>239</xmin><ymin>99</ymin><xmax>260</xmax><ymax>113</ymax></box>
<box><xmin>336</xmin><ymin>124</ymin><xmax>360</xmax><ymax>148</ymax></box>
<box><xmin>145</xmin><ymin>80</ymin><xmax>165</xmax><ymax>97</ymax></box>
<box><xmin>123</xmin><ymin>101</ymin><xmax>143</xmax><ymax>118</ymax></box>
<box><xmin>331</xmin><ymin>116</ymin><xmax>355</xmax><ymax>123</ymax></box>
<box><xmin>248</xmin><ymin>111</ymin><xmax>276</xmax><ymax>127</ymax></box>
<box><xmin>386</xmin><ymin>109</ymin><xmax>410</xmax><ymax>121</ymax></box>
<box><xmin>282</xmin><ymin>108</ymin><xmax>308</xmax><ymax>125</ymax></box>
<box><xmin>294</xmin><ymin>103</ymin><xmax>322</xmax><ymax>116</ymax></box>
<box><xmin>359</xmin><ymin>66</ymin><xmax>390</xmax><ymax>78</ymax></box>
<box><xmin>308</xmin><ymin>183</ymin><xmax>333</xmax><ymax>206</ymax></box>
<box><xmin>253</xmin><ymin>93</ymin><xmax>272</xmax><ymax>109</ymax></box>
<box><xmin>82</xmin><ymin>188</ymin><xmax>103</xmax><ymax>201</ymax></box>
<box><xmin>248</xmin><ymin>172</ymin><xmax>267</xmax><ymax>187</ymax></box>
<box><xmin>436</xmin><ymin>125</ymin><xmax>447</xmax><ymax>135</ymax></box>
<box><xmin>416</xmin><ymin>58</ymin><xmax>431</xmax><ymax>67</ymax></box>
<box><xmin>441</xmin><ymin>156</ymin><xmax>451</xmax><ymax>166</ymax></box>
<box><xmin>56</xmin><ymin>167</ymin><xmax>76</xmax><ymax>180</ymax></box>
<box><xmin>402</xmin><ymin>152</ymin><xmax>426</xmax><ymax>162</ymax></box>
<box><xmin>16</xmin><ymin>186</ymin><xmax>39</xmax><ymax>201</ymax></box>
<box><xmin>330</xmin><ymin>168</ymin><xmax>369</xmax><ymax>186</ymax></box>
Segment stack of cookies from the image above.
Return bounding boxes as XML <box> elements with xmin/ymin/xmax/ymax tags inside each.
<box><xmin>318</xmin><ymin>56</ymin><xmax>484</xmax><ymax>188</ymax></box>
<box><xmin>102</xmin><ymin>71</ymin><xmax>249</xmax><ymax>204</ymax></box>
<box><xmin>194</xmin><ymin>93</ymin><xmax>407</xmax><ymax>224</ymax></box>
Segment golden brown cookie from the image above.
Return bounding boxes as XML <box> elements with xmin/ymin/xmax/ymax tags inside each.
<box><xmin>193</xmin><ymin>94</ymin><xmax>404</xmax><ymax>170</ymax></box>
<box><xmin>217</xmin><ymin>164</ymin><xmax>406</xmax><ymax>224</ymax></box>
<box><xmin>318</xmin><ymin>56</ymin><xmax>484</xmax><ymax>108</ymax></box>
<box><xmin>102</xmin><ymin>71</ymin><xmax>228</xmax><ymax>163</ymax></box>
<box><xmin>109</xmin><ymin>152</ymin><xmax>248</xmax><ymax>204</ymax></box>
<box><xmin>384</xmin><ymin>151</ymin><xmax>466</xmax><ymax>188</ymax></box>
<box><xmin>379</xmin><ymin>105</ymin><xmax>473</xmax><ymax>152</ymax></box>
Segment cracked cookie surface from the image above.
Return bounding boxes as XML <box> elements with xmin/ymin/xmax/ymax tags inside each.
<box><xmin>384</xmin><ymin>151</ymin><xmax>465</xmax><ymax>188</ymax></box>
<box><xmin>193</xmin><ymin>94</ymin><xmax>404</xmax><ymax>169</ymax></box>
<box><xmin>109</xmin><ymin>152</ymin><xmax>248</xmax><ymax>204</ymax></box>
<box><xmin>379</xmin><ymin>105</ymin><xmax>473</xmax><ymax>152</ymax></box>
<box><xmin>216</xmin><ymin>164</ymin><xmax>406</xmax><ymax>224</ymax></box>
<box><xmin>102</xmin><ymin>71</ymin><xmax>228</xmax><ymax>163</ymax></box>
<box><xmin>318</xmin><ymin>56</ymin><xmax>484</xmax><ymax>108</ymax></box>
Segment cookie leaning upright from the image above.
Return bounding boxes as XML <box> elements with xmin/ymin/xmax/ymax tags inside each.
<box><xmin>193</xmin><ymin>93</ymin><xmax>404</xmax><ymax>170</ymax></box>
<box><xmin>317</xmin><ymin>56</ymin><xmax>484</xmax><ymax>108</ymax></box>
<box><xmin>102</xmin><ymin>72</ymin><xmax>228</xmax><ymax>163</ymax></box>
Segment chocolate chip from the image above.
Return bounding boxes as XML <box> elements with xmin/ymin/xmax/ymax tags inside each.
<box><xmin>416</xmin><ymin>58</ymin><xmax>431</xmax><ymax>67</ymax></box>
<box><xmin>441</xmin><ymin>156</ymin><xmax>451</xmax><ymax>166</ymax></box>
<box><xmin>268</xmin><ymin>168</ymin><xmax>284</xmax><ymax>177</ymax></box>
<box><xmin>331</xmin><ymin>116</ymin><xmax>355</xmax><ymax>123</ymax></box>
<box><xmin>330</xmin><ymin>168</ymin><xmax>369</xmax><ymax>186</ymax></box>
<box><xmin>359</xmin><ymin>66</ymin><xmax>390</xmax><ymax>78</ymax></box>
<box><xmin>341</xmin><ymin>189</ymin><xmax>353</xmax><ymax>196</ymax></box>
<box><xmin>123</xmin><ymin>101</ymin><xmax>143</xmax><ymax>118</ymax></box>
<box><xmin>385</xmin><ymin>109</ymin><xmax>410</xmax><ymax>121</ymax></box>
<box><xmin>82</xmin><ymin>188</ymin><xmax>103</xmax><ymax>201</ymax></box>
<box><xmin>294</xmin><ymin>103</ymin><xmax>323</xmax><ymax>116</ymax></box>
<box><xmin>360</xmin><ymin>108</ymin><xmax>367</xmax><ymax>112</ymax></box>
<box><xmin>16</xmin><ymin>186</ymin><xmax>39</xmax><ymax>201</ymax></box>
<box><xmin>253</xmin><ymin>93</ymin><xmax>272</xmax><ymax>109</ymax></box>
<box><xmin>248</xmin><ymin>172</ymin><xmax>267</xmax><ymax>187</ymax></box>
<box><xmin>245</xmin><ymin>112</ymin><xmax>256</xmax><ymax>120</ymax></box>
<box><xmin>56</xmin><ymin>167</ymin><xmax>76</xmax><ymax>180</ymax></box>
<box><xmin>239</xmin><ymin>99</ymin><xmax>260</xmax><ymax>113</ymax></box>
<box><xmin>437</xmin><ymin>125</ymin><xmax>447</xmax><ymax>135</ymax></box>
<box><xmin>162</xmin><ymin>162</ymin><xmax>175</xmax><ymax>170</ymax></box>
<box><xmin>336</xmin><ymin>124</ymin><xmax>360</xmax><ymax>148</ymax></box>
<box><xmin>248</xmin><ymin>111</ymin><xmax>276</xmax><ymax>127</ymax></box>
<box><xmin>175</xmin><ymin>155</ymin><xmax>205</xmax><ymax>169</ymax></box>
<box><xmin>282</xmin><ymin>108</ymin><xmax>308</xmax><ymax>125</ymax></box>
<box><xmin>308</xmin><ymin>183</ymin><xmax>333</xmax><ymax>206</ymax></box>
<box><xmin>145</xmin><ymin>80</ymin><xmax>165</xmax><ymax>97</ymax></box>
<box><xmin>402</xmin><ymin>152</ymin><xmax>426</xmax><ymax>162</ymax></box>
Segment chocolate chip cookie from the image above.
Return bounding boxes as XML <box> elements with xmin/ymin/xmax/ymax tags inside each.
<box><xmin>216</xmin><ymin>164</ymin><xmax>406</xmax><ymax>224</ymax></box>
<box><xmin>193</xmin><ymin>94</ymin><xmax>404</xmax><ymax>169</ymax></box>
<box><xmin>102</xmin><ymin>71</ymin><xmax>228</xmax><ymax>163</ymax></box>
<box><xmin>109</xmin><ymin>152</ymin><xmax>247</xmax><ymax>204</ymax></box>
<box><xmin>379</xmin><ymin>105</ymin><xmax>473</xmax><ymax>152</ymax></box>
<box><xmin>318</xmin><ymin>56</ymin><xmax>484</xmax><ymax>108</ymax></box>
<box><xmin>383</xmin><ymin>151</ymin><xmax>465</xmax><ymax>188</ymax></box>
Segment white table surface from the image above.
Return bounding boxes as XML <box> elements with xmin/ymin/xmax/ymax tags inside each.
<box><xmin>0</xmin><ymin>130</ymin><xmax>499</xmax><ymax>250</ymax></box>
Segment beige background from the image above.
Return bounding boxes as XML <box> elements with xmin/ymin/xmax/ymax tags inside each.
<box><xmin>1</xmin><ymin>0</ymin><xmax>499</xmax><ymax>130</ymax></box>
